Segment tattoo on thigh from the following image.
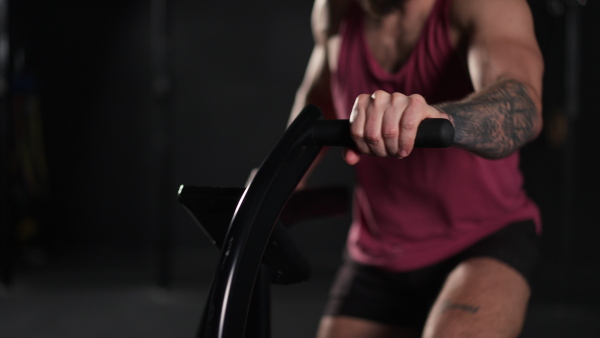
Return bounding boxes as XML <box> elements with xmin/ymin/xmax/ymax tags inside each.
<box><xmin>443</xmin><ymin>301</ymin><xmax>480</xmax><ymax>314</ymax></box>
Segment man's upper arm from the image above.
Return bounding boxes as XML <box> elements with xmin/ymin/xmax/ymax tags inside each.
<box><xmin>289</xmin><ymin>44</ymin><xmax>333</xmax><ymax>124</ymax></box>
<box><xmin>290</xmin><ymin>0</ymin><xmax>350</xmax><ymax>124</ymax></box>
<box><xmin>454</xmin><ymin>0</ymin><xmax>544</xmax><ymax>113</ymax></box>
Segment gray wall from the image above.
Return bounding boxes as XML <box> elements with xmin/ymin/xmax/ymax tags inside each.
<box><xmin>8</xmin><ymin>0</ymin><xmax>600</xmax><ymax>297</ymax></box>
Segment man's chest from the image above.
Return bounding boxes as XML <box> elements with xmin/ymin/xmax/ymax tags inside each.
<box><xmin>327</xmin><ymin>14</ymin><xmax>426</xmax><ymax>75</ymax></box>
<box><xmin>326</xmin><ymin>8</ymin><xmax>461</xmax><ymax>75</ymax></box>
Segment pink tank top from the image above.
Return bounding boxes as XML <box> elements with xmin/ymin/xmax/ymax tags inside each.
<box><xmin>331</xmin><ymin>0</ymin><xmax>541</xmax><ymax>271</ymax></box>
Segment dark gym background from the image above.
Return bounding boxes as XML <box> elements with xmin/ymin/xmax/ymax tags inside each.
<box><xmin>1</xmin><ymin>0</ymin><xmax>599</xmax><ymax>337</ymax></box>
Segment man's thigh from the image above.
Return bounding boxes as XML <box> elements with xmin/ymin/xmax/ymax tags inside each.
<box><xmin>320</xmin><ymin>255</ymin><xmax>448</xmax><ymax>334</ymax></box>
<box><xmin>422</xmin><ymin>257</ymin><xmax>531</xmax><ymax>338</ymax></box>
<box><xmin>420</xmin><ymin>221</ymin><xmax>539</xmax><ymax>337</ymax></box>
<box><xmin>320</xmin><ymin>221</ymin><xmax>538</xmax><ymax>337</ymax></box>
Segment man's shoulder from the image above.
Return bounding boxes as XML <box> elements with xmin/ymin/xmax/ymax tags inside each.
<box><xmin>449</xmin><ymin>0</ymin><xmax>533</xmax><ymax>30</ymax></box>
<box><xmin>311</xmin><ymin>0</ymin><xmax>354</xmax><ymax>41</ymax></box>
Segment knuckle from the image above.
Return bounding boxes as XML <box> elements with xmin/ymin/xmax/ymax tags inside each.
<box><xmin>364</xmin><ymin>132</ymin><xmax>381</xmax><ymax>145</ymax></box>
<box><xmin>350</xmin><ymin>128</ymin><xmax>364</xmax><ymax>141</ymax></box>
<box><xmin>372</xmin><ymin>89</ymin><xmax>388</xmax><ymax>97</ymax></box>
<box><xmin>409</xmin><ymin>94</ymin><xmax>426</xmax><ymax>105</ymax></box>
<box><xmin>391</xmin><ymin>93</ymin><xmax>409</xmax><ymax>110</ymax></box>
<box><xmin>382</xmin><ymin>128</ymin><xmax>399</xmax><ymax>139</ymax></box>
<box><xmin>358</xmin><ymin>93</ymin><xmax>371</xmax><ymax>101</ymax></box>
<box><xmin>391</xmin><ymin>92</ymin><xmax>407</xmax><ymax>102</ymax></box>
<box><xmin>355</xmin><ymin>94</ymin><xmax>370</xmax><ymax>107</ymax></box>
<box><xmin>402</xmin><ymin>119</ymin><xmax>418</xmax><ymax>131</ymax></box>
<box><xmin>372</xmin><ymin>90</ymin><xmax>390</xmax><ymax>103</ymax></box>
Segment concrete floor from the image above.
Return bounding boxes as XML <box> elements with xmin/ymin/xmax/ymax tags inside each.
<box><xmin>1</xmin><ymin>249</ymin><xmax>600</xmax><ymax>338</ymax></box>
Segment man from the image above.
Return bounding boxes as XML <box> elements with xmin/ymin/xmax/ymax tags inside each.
<box><xmin>289</xmin><ymin>0</ymin><xmax>544</xmax><ymax>337</ymax></box>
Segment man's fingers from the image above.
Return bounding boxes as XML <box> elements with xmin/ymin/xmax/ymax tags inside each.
<box><xmin>363</xmin><ymin>90</ymin><xmax>390</xmax><ymax>156</ymax></box>
<box><xmin>350</xmin><ymin>91</ymin><xmax>435</xmax><ymax>159</ymax></box>
<box><xmin>382</xmin><ymin>92</ymin><xmax>408</xmax><ymax>157</ymax></box>
<box><xmin>398</xmin><ymin>94</ymin><xmax>427</xmax><ymax>157</ymax></box>
<box><xmin>350</xmin><ymin>94</ymin><xmax>371</xmax><ymax>155</ymax></box>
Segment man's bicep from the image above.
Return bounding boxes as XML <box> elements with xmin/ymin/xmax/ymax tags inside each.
<box><xmin>441</xmin><ymin>0</ymin><xmax>545</xmax><ymax>155</ymax></box>
<box><xmin>460</xmin><ymin>0</ymin><xmax>544</xmax><ymax>99</ymax></box>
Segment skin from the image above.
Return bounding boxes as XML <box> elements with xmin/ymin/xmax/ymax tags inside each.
<box><xmin>290</xmin><ymin>0</ymin><xmax>544</xmax><ymax>336</ymax></box>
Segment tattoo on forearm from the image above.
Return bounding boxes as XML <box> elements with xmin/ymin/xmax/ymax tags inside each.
<box><xmin>443</xmin><ymin>301</ymin><xmax>480</xmax><ymax>314</ymax></box>
<box><xmin>436</xmin><ymin>79</ymin><xmax>539</xmax><ymax>159</ymax></box>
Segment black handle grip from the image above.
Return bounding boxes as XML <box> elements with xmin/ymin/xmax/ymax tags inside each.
<box><xmin>312</xmin><ymin>118</ymin><xmax>454</xmax><ymax>148</ymax></box>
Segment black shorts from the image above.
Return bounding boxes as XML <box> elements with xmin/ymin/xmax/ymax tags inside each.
<box><xmin>323</xmin><ymin>220</ymin><xmax>540</xmax><ymax>329</ymax></box>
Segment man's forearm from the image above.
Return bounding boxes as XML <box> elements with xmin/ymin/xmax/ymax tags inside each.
<box><xmin>436</xmin><ymin>79</ymin><xmax>541</xmax><ymax>159</ymax></box>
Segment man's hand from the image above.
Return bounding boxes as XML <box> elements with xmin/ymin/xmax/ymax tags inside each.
<box><xmin>344</xmin><ymin>90</ymin><xmax>451</xmax><ymax>165</ymax></box>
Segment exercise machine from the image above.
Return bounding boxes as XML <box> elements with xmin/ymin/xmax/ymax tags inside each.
<box><xmin>178</xmin><ymin>105</ymin><xmax>454</xmax><ymax>338</ymax></box>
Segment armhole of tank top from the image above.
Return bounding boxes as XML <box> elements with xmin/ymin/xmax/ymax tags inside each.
<box><xmin>325</xmin><ymin>0</ymin><xmax>356</xmax><ymax>39</ymax></box>
<box><xmin>329</xmin><ymin>1</ymin><xmax>357</xmax><ymax>78</ymax></box>
<box><xmin>444</xmin><ymin>0</ymin><xmax>473</xmax><ymax>84</ymax></box>
<box><xmin>443</xmin><ymin>0</ymin><xmax>466</xmax><ymax>56</ymax></box>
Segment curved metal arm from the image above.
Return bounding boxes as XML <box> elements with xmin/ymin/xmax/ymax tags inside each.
<box><xmin>198</xmin><ymin>105</ymin><xmax>454</xmax><ymax>338</ymax></box>
<box><xmin>199</xmin><ymin>105</ymin><xmax>324</xmax><ymax>338</ymax></box>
